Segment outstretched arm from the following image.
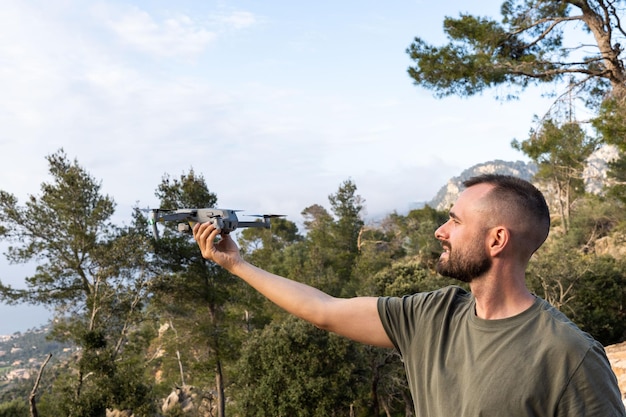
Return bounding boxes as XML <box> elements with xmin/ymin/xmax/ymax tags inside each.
<box><xmin>193</xmin><ymin>222</ymin><xmax>393</xmax><ymax>348</ymax></box>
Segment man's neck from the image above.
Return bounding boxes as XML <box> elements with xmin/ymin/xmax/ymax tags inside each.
<box><xmin>470</xmin><ymin>274</ymin><xmax>536</xmax><ymax>320</ymax></box>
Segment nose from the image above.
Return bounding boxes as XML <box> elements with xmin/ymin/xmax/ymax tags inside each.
<box><xmin>434</xmin><ymin>221</ymin><xmax>448</xmax><ymax>241</ymax></box>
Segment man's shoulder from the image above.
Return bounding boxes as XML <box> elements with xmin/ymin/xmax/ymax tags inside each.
<box><xmin>377</xmin><ymin>285</ymin><xmax>473</xmax><ymax>352</ymax></box>
<box><xmin>379</xmin><ymin>285</ymin><xmax>472</xmax><ymax>320</ymax></box>
<box><xmin>522</xmin><ymin>298</ymin><xmax>615</xmax><ymax>387</ymax></box>
<box><xmin>533</xmin><ymin>297</ymin><xmax>598</xmax><ymax>350</ymax></box>
<box><xmin>404</xmin><ymin>285</ymin><xmax>470</xmax><ymax>301</ymax></box>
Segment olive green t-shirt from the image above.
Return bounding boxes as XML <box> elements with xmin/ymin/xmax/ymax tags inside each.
<box><xmin>378</xmin><ymin>286</ymin><xmax>625</xmax><ymax>417</ymax></box>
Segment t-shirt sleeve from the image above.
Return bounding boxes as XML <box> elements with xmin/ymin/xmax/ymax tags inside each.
<box><xmin>377</xmin><ymin>296</ymin><xmax>404</xmax><ymax>353</ymax></box>
<box><xmin>556</xmin><ymin>341</ymin><xmax>626</xmax><ymax>417</ymax></box>
<box><xmin>377</xmin><ymin>289</ymin><xmax>449</xmax><ymax>356</ymax></box>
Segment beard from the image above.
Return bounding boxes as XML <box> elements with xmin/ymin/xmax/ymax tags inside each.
<box><xmin>436</xmin><ymin>238</ymin><xmax>492</xmax><ymax>283</ymax></box>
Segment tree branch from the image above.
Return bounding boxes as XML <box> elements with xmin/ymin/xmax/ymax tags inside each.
<box><xmin>29</xmin><ymin>353</ymin><xmax>52</xmax><ymax>417</ymax></box>
<box><xmin>508</xmin><ymin>15</ymin><xmax>583</xmax><ymax>50</ymax></box>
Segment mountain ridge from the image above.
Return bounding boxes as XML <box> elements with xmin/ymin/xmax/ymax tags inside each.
<box><xmin>428</xmin><ymin>144</ymin><xmax>618</xmax><ymax>211</ymax></box>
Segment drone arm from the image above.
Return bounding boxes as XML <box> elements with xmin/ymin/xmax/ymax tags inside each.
<box><xmin>151</xmin><ymin>222</ymin><xmax>160</xmax><ymax>240</ymax></box>
<box><xmin>236</xmin><ymin>221</ymin><xmax>271</xmax><ymax>229</ymax></box>
<box><xmin>158</xmin><ymin>212</ymin><xmax>197</xmax><ymax>222</ymax></box>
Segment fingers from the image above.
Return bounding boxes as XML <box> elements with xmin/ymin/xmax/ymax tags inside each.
<box><xmin>193</xmin><ymin>221</ymin><xmax>216</xmax><ymax>238</ymax></box>
<box><xmin>193</xmin><ymin>222</ymin><xmax>221</xmax><ymax>257</ymax></box>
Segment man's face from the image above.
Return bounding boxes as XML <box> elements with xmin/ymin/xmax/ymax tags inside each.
<box><xmin>435</xmin><ymin>231</ymin><xmax>491</xmax><ymax>283</ymax></box>
<box><xmin>434</xmin><ymin>184</ymin><xmax>493</xmax><ymax>283</ymax></box>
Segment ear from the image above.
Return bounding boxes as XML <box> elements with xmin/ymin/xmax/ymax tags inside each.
<box><xmin>487</xmin><ymin>226</ymin><xmax>509</xmax><ymax>257</ymax></box>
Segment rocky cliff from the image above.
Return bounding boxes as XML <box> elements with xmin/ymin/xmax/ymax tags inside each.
<box><xmin>429</xmin><ymin>160</ymin><xmax>537</xmax><ymax>210</ymax></box>
<box><xmin>429</xmin><ymin>144</ymin><xmax>618</xmax><ymax>211</ymax></box>
<box><xmin>606</xmin><ymin>342</ymin><xmax>626</xmax><ymax>405</ymax></box>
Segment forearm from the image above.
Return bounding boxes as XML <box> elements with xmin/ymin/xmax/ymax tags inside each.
<box><xmin>227</xmin><ymin>260</ymin><xmax>392</xmax><ymax>347</ymax></box>
<box><xmin>228</xmin><ymin>260</ymin><xmax>333</xmax><ymax>327</ymax></box>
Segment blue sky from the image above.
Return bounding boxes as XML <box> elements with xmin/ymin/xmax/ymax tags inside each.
<box><xmin>0</xmin><ymin>0</ymin><xmax>559</xmax><ymax>333</ymax></box>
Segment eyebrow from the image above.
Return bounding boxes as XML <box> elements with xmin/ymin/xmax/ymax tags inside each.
<box><xmin>449</xmin><ymin>211</ymin><xmax>460</xmax><ymax>221</ymax></box>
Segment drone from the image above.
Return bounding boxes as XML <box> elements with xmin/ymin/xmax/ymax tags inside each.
<box><xmin>146</xmin><ymin>208</ymin><xmax>283</xmax><ymax>240</ymax></box>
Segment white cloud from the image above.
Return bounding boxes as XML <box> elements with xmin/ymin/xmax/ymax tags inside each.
<box><xmin>214</xmin><ymin>11</ymin><xmax>257</xmax><ymax>30</ymax></box>
<box><xmin>104</xmin><ymin>6</ymin><xmax>217</xmax><ymax>58</ymax></box>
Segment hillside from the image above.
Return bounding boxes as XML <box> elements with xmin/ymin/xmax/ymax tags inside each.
<box><xmin>428</xmin><ymin>144</ymin><xmax>618</xmax><ymax>211</ymax></box>
<box><xmin>0</xmin><ymin>327</ymin><xmax>74</xmax><ymax>392</ymax></box>
<box><xmin>429</xmin><ymin>159</ymin><xmax>537</xmax><ymax>210</ymax></box>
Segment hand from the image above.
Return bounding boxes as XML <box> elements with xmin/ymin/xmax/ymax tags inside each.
<box><xmin>193</xmin><ymin>222</ymin><xmax>243</xmax><ymax>271</ymax></box>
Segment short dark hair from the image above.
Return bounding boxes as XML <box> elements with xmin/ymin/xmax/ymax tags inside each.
<box><xmin>463</xmin><ymin>174</ymin><xmax>550</xmax><ymax>254</ymax></box>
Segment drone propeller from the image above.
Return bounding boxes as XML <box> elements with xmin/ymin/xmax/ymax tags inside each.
<box><xmin>247</xmin><ymin>214</ymin><xmax>285</xmax><ymax>219</ymax></box>
<box><xmin>237</xmin><ymin>213</ymin><xmax>285</xmax><ymax>229</ymax></box>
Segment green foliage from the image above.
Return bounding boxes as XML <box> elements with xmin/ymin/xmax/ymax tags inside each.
<box><xmin>230</xmin><ymin>180</ymin><xmax>433</xmax><ymax>416</ymax></box>
<box><xmin>372</xmin><ymin>257</ymin><xmax>460</xmax><ymax>298</ymax></box>
<box><xmin>353</xmin><ymin>205</ymin><xmax>449</xmax><ymax>300</ymax></box>
<box><xmin>293</xmin><ymin>180</ymin><xmax>366</xmax><ymax>297</ymax></box>
<box><xmin>570</xmin><ymin>256</ymin><xmax>626</xmax><ymax>345</ymax></box>
<box><xmin>406</xmin><ymin>1</ymin><xmax>625</xmax><ymax>100</ymax></box>
<box><xmin>157</xmin><ymin>169</ymin><xmax>218</xmax><ymax>210</ymax></box>
<box><xmin>234</xmin><ymin>316</ymin><xmax>366</xmax><ymax>417</ymax></box>
<box><xmin>396</xmin><ymin>206</ymin><xmax>449</xmax><ymax>267</ymax></box>
<box><xmin>36</xmin><ymin>338</ymin><xmax>156</xmax><ymax>416</ymax></box>
<box><xmin>0</xmin><ymin>149</ymin><xmax>155</xmax><ymax>415</ymax></box>
<box><xmin>0</xmin><ymin>399</ymin><xmax>28</xmax><ymax>417</ymax></box>
<box><xmin>149</xmin><ymin>169</ymin><xmax>249</xmax><ymax>417</ymax></box>
<box><xmin>239</xmin><ymin>217</ymin><xmax>303</xmax><ymax>271</ymax></box>
<box><xmin>512</xmin><ymin>118</ymin><xmax>599</xmax><ymax>231</ymax></box>
<box><xmin>356</xmin><ymin>345</ymin><xmax>413</xmax><ymax>417</ymax></box>
<box><xmin>41</xmin><ymin>371</ymin><xmax>108</xmax><ymax>417</ymax></box>
<box><xmin>567</xmin><ymin>195</ymin><xmax>624</xmax><ymax>248</ymax></box>
<box><xmin>528</xmin><ymin>244</ymin><xmax>626</xmax><ymax>347</ymax></box>
<box><xmin>328</xmin><ymin>180</ymin><xmax>365</xmax><ymax>286</ymax></box>
<box><xmin>526</xmin><ymin>194</ymin><xmax>626</xmax><ymax>344</ymax></box>
<box><xmin>407</xmin><ymin>14</ymin><xmax>518</xmax><ymax>97</ymax></box>
<box><xmin>514</xmin><ymin>120</ymin><xmax>598</xmax><ymax>173</ymax></box>
<box><xmin>0</xmin><ymin>149</ymin><xmax>116</xmax><ymax>305</ymax></box>
<box><xmin>592</xmin><ymin>96</ymin><xmax>626</xmax><ymax>202</ymax></box>
<box><xmin>593</xmin><ymin>97</ymin><xmax>626</xmax><ymax>149</ymax></box>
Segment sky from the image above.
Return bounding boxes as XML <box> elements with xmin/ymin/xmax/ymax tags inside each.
<box><xmin>0</xmin><ymin>0</ymin><xmax>559</xmax><ymax>334</ymax></box>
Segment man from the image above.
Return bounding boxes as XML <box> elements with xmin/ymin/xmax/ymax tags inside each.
<box><xmin>193</xmin><ymin>174</ymin><xmax>625</xmax><ymax>416</ymax></box>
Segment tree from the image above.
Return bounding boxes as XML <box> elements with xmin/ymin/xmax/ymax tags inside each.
<box><xmin>237</xmin><ymin>217</ymin><xmax>304</xmax><ymax>326</ymax></box>
<box><xmin>570</xmin><ymin>256</ymin><xmax>626</xmax><ymax>345</ymax></box>
<box><xmin>0</xmin><ymin>150</ymin><xmax>155</xmax><ymax>416</ymax></box>
<box><xmin>0</xmin><ymin>399</ymin><xmax>28</xmax><ymax>417</ymax></box>
<box><xmin>238</xmin><ymin>217</ymin><xmax>303</xmax><ymax>272</ymax></box>
<box><xmin>592</xmin><ymin>96</ymin><xmax>626</xmax><ymax>201</ymax></box>
<box><xmin>148</xmin><ymin>169</ymin><xmax>246</xmax><ymax>417</ymax></box>
<box><xmin>237</xmin><ymin>180</ymin><xmax>415</xmax><ymax>416</ymax></box>
<box><xmin>512</xmin><ymin>119</ymin><xmax>599</xmax><ymax>232</ymax></box>
<box><xmin>299</xmin><ymin>203</ymin><xmax>337</xmax><ymax>293</ymax></box>
<box><xmin>525</xmin><ymin>193</ymin><xmax>626</xmax><ymax>344</ymax></box>
<box><xmin>527</xmin><ymin>238</ymin><xmax>626</xmax><ymax>345</ymax></box>
<box><xmin>233</xmin><ymin>316</ymin><xmax>367</xmax><ymax>417</ymax></box>
<box><xmin>395</xmin><ymin>206</ymin><xmax>449</xmax><ymax>268</ymax></box>
<box><xmin>328</xmin><ymin>179</ymin><xmax>365</xmax><ymax>288</ymax></box>
<box><xmin>295</xmin><ymin>180</ymin><xmax>365</xmax><ymax>297</ymax></box>
<box><xmin>406</xmin><ymin>0</ymin><xmax>626</xmax><ymax>101</ymax></box>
